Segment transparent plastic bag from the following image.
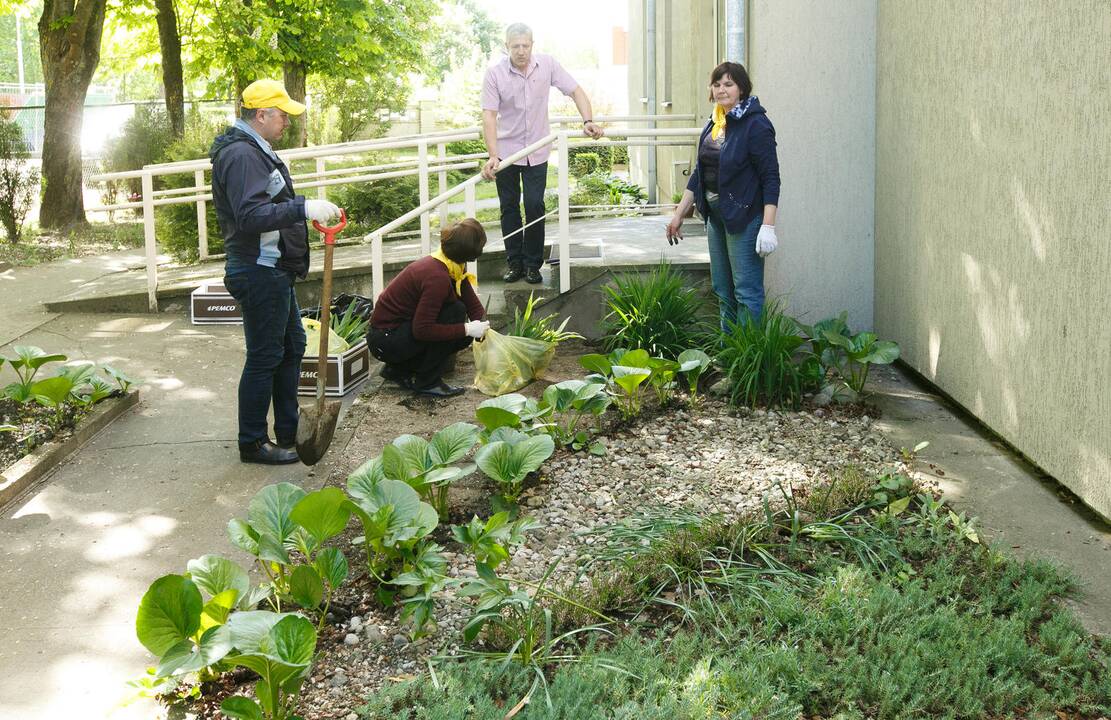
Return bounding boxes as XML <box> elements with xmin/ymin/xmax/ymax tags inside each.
<box><xmin>472</xmin><ymin>329</ymin><xmax>555</xmax><ymax>396</ymax></box>
<box><xmin>302</xmin><ymin>317</ymin><xmax>350</xmax><ymax>355</ymax></box>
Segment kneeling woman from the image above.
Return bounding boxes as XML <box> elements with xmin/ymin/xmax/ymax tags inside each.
<box><xmin>368</xmin><ymin>219</ymin><xmax>491</xmax><ymax>397</ymax></box>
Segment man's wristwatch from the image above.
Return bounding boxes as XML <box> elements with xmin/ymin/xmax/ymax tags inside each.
<box><xmin>583</xmin><ymin>120</ymin><xmax>592</xmax><ymax>126</ymax></box>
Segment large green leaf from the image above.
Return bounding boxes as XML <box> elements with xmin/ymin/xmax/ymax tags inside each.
<box><xmin>30</xmin><ymin>376</ymin><xmax>74</xmax><ymax>406</ymax></box>
<box><xmin>382</xmin><ymin>436</ymin><xmax>429</xmax><ymax>481</ymax></box>
<box><xmin>290</xmin><ymin>488</ymin><xmax>351</xmax><ymax>543</ymax></box>
<box><xmin>289</xmin><ymin>565</ymin><xmax>324</xmax><ymax>609</ymax></box>
<box><xmin>313</xmin><ymin>547</ymin><xmax>349</xmax><ymax>589</ymax></box>
<box><xmin>428</xmin><ymin>422</ymin><xmax>479</xmax><ymax>465</ymax></box>
<box><xmin>678</xmin><ymin>348</ymin><xmax>712</xmax><ymax>373</ymax></box>
<box><xmin>225</xmin><ymin>610</ymin><xmax>291</xmax><ymax>652</ymax></box>
<box><xmin>475</xmin><ymin>393</ymin><xmax>527</xmax><ymax>430</ymax></box>
<box><xmin>618</xmin><ymin>349</ymin><xmax>651</xmax><ymax>368</ymax></box>
<box><xmin>136</xmin><ymin>575</ymin><xmax>203</xmax><ymax>657</ymax></box>
<box><xmin>347</xmin><ymin>457</ymin><xmax>385</xmax><ymax>501</ymax></box>
<box><xmin>542</xmin><ymin>380</ymin><xmax>584</xmax><ymax>413</ymax></box>
<box><xmin>516</xmin><ymin>435</ymin><xmax>556</xmax><ymax>473</ymax></box>
<box><xmin>611</xmin><ymin>365</ymin><xmax>651</xmax><ymax>394</ymax></box>
<box><xmin>267</xmin><ymin>614</ymin><xmax>317</xmax><ymax>666</ymax></box>
<box><xmin>8</xmin><ymin>345</ymin><xmax>67</xmax><ymax>371</ymax></box>
<box><xmin>247</xmin><ymin>483</ymin><xmax>306</xmax><ymax>545</ymax></box>
<box><xmin>227</xmin><ymin>518</ymin><xmax>260</xmax><ymax>556</ymax></box>
<box><xmin>186</xmin><ymin>555</ymin><xmax>250</xmax><ymax>601</ymax></box>
<box><xmin>156</xmin><ymin>624</ymin><xmax>233</xmax><ymax>677</ymax></box>
<box><xmin>414</xmin><ymin>502</ymin><xmax>440</xmax><ymax>537</ymax></box>
<box><xmin>257</xmin><ymin>533</ymin><xmax>291</xmax><ymax>565</ymax></box>
<box><xmin>476</xmin><ymin>435</ymin><xmax>554</xmax><ymax>486</ymax></box>
<box><xmin>220</xmin><ymin>696</ymin><xmax>264</xmax><ymax>720</ymax></box>
<box><xmin>579</xmin><ymin>353</ymin><xmax>612</xmax><ymax>376</ymax></box>
<box><xmin>861</xmin><ymin>339</ymin><xmax>900</xmax><ymax>365</ymax></box>
<box><xmin>356</xmin><ymin>478</ymin><xmax>422</xmax><ymax>524</ymax></box>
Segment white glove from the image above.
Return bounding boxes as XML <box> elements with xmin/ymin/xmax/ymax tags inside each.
<box><xmin>756</xmin><ymin>224</ymin><xmax>778</xmax><ymax>257</ymax></box>
<box><xmin>464</xmin><ymin>320</ymin><xmax>490</xmax><ymax>339</ymax></box>
<box><xmin>305</xmin><ymin>199</ymin><xmax>341</xmax><ymax>223</ymax></box>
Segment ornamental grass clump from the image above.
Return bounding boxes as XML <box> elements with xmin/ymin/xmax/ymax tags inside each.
<box><xmin>601</xmin><ymin>262</ymin><xmax>714</xmax><ymax>359</ymax></box>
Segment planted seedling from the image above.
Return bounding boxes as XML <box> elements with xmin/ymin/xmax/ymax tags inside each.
<box><xmin>2</xmin><ymin>345</ymin><xmax>67</xmax><ymax>402</ymax></box>
<box><xmin>379</xmin><ymin>422</ymin><xmax>479</xmax><ymax>519</ymax></box>
<box><xmin>452</xmin><ymin>511</ymin><xmax>540</xmax><ymax>569</ymax></box>
<box><xmin>538</xmin><ymin>379</ymin><xmax>610</xmax><ymax>449</ymax></box>
<box><xmin>475</xmin><ymin>428</ymin><xmax>555</xmax><ymax>504</ymax></box>
<box><xmin>220</xmin><ymin>611</ymin><xmax>317</xmax><ymax>720</ymax></box>
<box><xmin>677</xmin><ymin>348</ymin><xmax>712</xmax><ymax>402</ymax></box>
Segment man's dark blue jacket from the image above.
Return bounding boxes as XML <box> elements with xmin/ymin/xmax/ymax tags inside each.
<box><xmin>210</xmin><ymin>126</ymin><xmax>310</xmax><ymax>277</ymax></box>
<box><xmin>686</xmin><ymin>96</ymin><xmax>781</xmax><ymax>233</ymax></box>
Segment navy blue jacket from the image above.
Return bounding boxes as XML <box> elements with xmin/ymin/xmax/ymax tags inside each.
<box><xmin>210</xmin><ymin>126</ymin><xmax>310</xmax><ymax>278</ymax></box>
<box><xmin>686</xmin><ymin>96</ymin><xmax>781</xmax><ymax>233</ymax></box>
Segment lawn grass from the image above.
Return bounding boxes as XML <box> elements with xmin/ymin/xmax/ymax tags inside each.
<box><xmin>357</xmin><ymin>475</ymin><xmax>1111</xmax><ymax>720</ymax></box>
<box><xmin>0</xmin><ymin>221</ymin><xmax>146</xmax><ymax>266</ymax></box>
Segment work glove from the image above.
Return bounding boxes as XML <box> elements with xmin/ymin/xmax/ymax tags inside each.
<box><xmin>464</xmin><ymin>320</ymin><xmax>491</xmax><ymax>339</ymax></box>
<box><xmin>305</xmin><ymin>199</ymin><xmax>341</xmax><ymax>223</ymax></box>
<box><xmin>756</xmin><ymin>224</ymin><xmax>778</xmax><ymax>257</ymax></box>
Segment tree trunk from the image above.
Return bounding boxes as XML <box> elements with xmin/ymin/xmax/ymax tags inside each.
<box><xmin>37</xmin><ymin>0</ymin><xmax>108</xmax><ymax>230</ymax></box>
<box><xmin>283</xmin><ymin>62</ymin><xmax>307</xmax><ymax>148</ymax></box>
<box><xmin>153</xmin><ymin>0</ymin><xmax>185</xmax><ymax>138</ymax></box>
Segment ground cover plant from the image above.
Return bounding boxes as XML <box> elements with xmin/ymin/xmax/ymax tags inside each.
<box><xmin>358</xmin><ymin>472</ymin><xmax>1111</xmax><ymax>719</ymax></box>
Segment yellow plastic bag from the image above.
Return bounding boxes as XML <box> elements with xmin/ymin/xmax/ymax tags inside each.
<box><xmin>302</xmin><ymin>317</ymin><xmax>349</xmax><ymax>355</ymax></box>
<box><xmin>472</xmin><ymin>329</ymin><xmax>555</xmax><ymax>396</ymax></box>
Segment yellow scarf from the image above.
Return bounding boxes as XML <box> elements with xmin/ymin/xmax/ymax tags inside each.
<box><xmin>431</xmin><ymin>249</ymin><xmax>477</xmax><ymax>295</ymax></box>
<box><xmin>711</xmin><ymin>103</ymin><xmax>729</xmax><ymax>141</ymax></box>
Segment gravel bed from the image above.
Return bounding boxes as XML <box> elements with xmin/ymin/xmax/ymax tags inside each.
<box><xmin>292</xmin><ymin>397</ymin><xmax>905</xmax><ymax>720</ymax></box>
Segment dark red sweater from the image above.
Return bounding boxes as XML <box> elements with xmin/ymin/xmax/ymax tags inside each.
<box><xmin>370</xmin><ymin>256</ymin><xmax>485</xmax><ymax>342</ymax></box>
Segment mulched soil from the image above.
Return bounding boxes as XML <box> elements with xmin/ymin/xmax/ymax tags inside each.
<box><xmin>163</xmin><ymin>341</ymin><xmax>906</xmax><ymax>720</ymax></box>
<box><xmin>0</xmin><ymin>397</ymin><xmax>87</xmax><ymax>470</ymax></box>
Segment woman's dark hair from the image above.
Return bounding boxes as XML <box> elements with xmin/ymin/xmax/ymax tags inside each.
<box><xmin>440</xmin><ymin>218</ymin><xmax>487</xmax><ymax>263</ymax></box>
<box><xmin>708</xmin><ymin>62</ymin><xmax>753</xmax><ymax>102</ymax></box>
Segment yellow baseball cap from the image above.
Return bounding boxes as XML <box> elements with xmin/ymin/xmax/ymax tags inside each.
<box><xmin>241</xmin><ymin>79</ymin><xmax>306</xmax><ymax>115</ymax></box>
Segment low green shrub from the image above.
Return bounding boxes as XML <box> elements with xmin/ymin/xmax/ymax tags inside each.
<box><xmin>0</xmin><ymin>117</ymin><xmax>38</xmax><ymax>243</ymax></box>
<box><xmin>716</xmin><ymin>300</ymin><xmax>823</xmax><ymax>408</ymax></box>
<box><xmin>568</xmin><ymin>151</ymin><xmax>601</xmax><ymax>178</ymax></box>
<box><xmin>568</xmin><ymin>143</ymin><xmax>612</xmax><ymax>173</ymax></box>
<box><xmin>156</xmin><ymin>113</ymin><xmax>225</xmax><ymax>262</ymax></box>
<box><xmin>102</xmin><ymin>106</ymin><xmax>174</xmax><ymax>196</ymax></box>
<box><xmin>331</xmin><ymin>174</ymin><xmax>420</xmax><ymax>234</ymax></box>
<box><xmin>600</xmin><ymin>262</ymin><xmax>714</xmax><ymax>358</ymax></box>
<box><xmin>445</xmin><ymin>139</ymin><xmax>488</xmax><ymax>156</ymax></box>
<box><xmin>611</xmin><ymin>144</ymin><xmax>629</xmax><ymax>165</ymax></box>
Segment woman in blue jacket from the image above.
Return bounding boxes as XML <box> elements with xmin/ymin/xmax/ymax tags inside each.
<box><xmin>666</xmin><ymin>62</ymin><xmax>781</xmax><ymax>330</ymax></box>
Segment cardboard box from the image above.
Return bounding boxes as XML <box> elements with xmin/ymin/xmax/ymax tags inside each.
<box><xmin>299</xmin><ymin>339</ymin><xmax>370</xmax><ymax>397</ymax></box>
<box><xmin>191</xmin><ymin>281</ymin><xmax>243</xmax><ymax>325</ymax></box>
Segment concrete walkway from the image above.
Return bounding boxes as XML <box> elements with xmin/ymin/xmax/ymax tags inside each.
<box><xmin>0</xmin><ymin>236</ymin><xmax>1108</xmax><ymax>720</ymax></box>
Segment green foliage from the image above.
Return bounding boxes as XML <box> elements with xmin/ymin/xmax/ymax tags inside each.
<box><xmin>506</xmin><ymin>293</ymin><xmax>583</xmax><ymax>345</ymax></box>
<box><xmin>451</xmin><ymin>512</ymin><xmax>538</xmax><ymax>569</ymax></box>
<box><xmin>156</xmin><ymin>111</ymin><xmax>225</xmax><ymax>262</ymax></box>
<box><xmin>567</xmin><ymin>144</ymin><xmax>612</xmax><ymax>173</ymax></box>
<box><xmin>611</xmin><ymin>144</ymin><xmax>630</xmax><ymax>165</ymax></box>
<box><xmin>331</xmin><ymin>174</ymin><xmax>420</xmax><ymax>234</ymax></box>
<box><xmin>569</xmin><ymin>171</ymin><xmax>646</xmax><ymax>209</ymax></box>
<box><xmin>538</xmin><ymin>379</ymin><xmax>610</xmax><ymax>452</ymax></box>
<box><xmin>717</xmin><ymin>300</ymin><xmax>822</xmax><ymax>409</ymax></box>
<box><xmin>372</xmin><ymin>422</ymin><xmax>481</xmax><ymax>519</ymax></box>
<box><xmin>315</xmin><ymin>75</ymin><xmax>410</xmax><ymax>143</ymax></box>
<box><xmin>677</xmin><ymin>348</ymin><xmax>712</xmax><ymax>402</ymax></box>
<box><xmin>0</xmin><ymin>117</ymin><xmax>38</xmax><ymax>243</ymax></box>
<box><xmin>475</xmin><ymin>429</ymin><xmax>555</xmax><ymax>503</ymax></box>
<box><xmin>221</xmin><ymin>612</ymin><xmax>317</xmax><ymax>720</ymax></box>
<box><xmin>330</xmin><ymin>302</ymin><xmax>369</xmax><ymax>344</ymax></box>
<box><xmin>102</xmin><ymin>106</ymin><xmax>173</xmax><ymax>195</ymax></box>
<box><xmin>445</xmin><ymin>139</ymin><xmax>488</xmax><ymax>156</ymax></box>
<box><xmin>579</xmin><ymin>347</ymin><xmax>655</xmax><ymax>420</ymax></box>
<box><xmin>601</xmin><ymin>263</ymin><xmax>713</xmax><ymax>359</ymax></box>
<box><xmin>801</xmin><ymin>312</ymin><xmax>900</xmax><ymax>396</ymax></box>
<box><xmin>568</xmin><ymin>151</ymin><xmax>601</xmax><ymax>178</ymax></box>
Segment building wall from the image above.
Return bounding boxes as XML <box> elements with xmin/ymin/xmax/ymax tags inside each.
<box><xmin>628</xmin><ymin>0</ymin><xmax>877</xmax><ymax>328</ymax></box>
<box><xmin>874</xmin><ymin>2</ymin><xmax>1111</xmax><ymax>518</ymax></box>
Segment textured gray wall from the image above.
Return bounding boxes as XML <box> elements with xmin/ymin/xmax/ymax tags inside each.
<box><xmin>875</xmin><ymin>2</ymin><xmax>1111</xmax><ymax>518</ymax></box>
<box><xmin>748</xmin><ymin>0</ymin><xmax>877</xmax><ymax>329</ymax></box>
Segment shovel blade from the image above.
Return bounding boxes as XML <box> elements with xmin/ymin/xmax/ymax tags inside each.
<box><xmin>296</xmin><ymin>400</ymin><xmax>342</xmax><ymax>465</ymax></box>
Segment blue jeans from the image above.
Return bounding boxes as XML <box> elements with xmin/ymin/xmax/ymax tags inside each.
<box><xmin>224</xmin><ymin>266</ymin><xmax>306</xmax><ymax>447</ymax></box>
<box><xmin>705</xmin><ymin>198</ymin><xmax>764</xmax><ymax>330</ymax></box>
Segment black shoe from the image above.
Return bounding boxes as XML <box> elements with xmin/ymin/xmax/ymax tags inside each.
<box><xmin>503</xmin><ymin>267</ymin><xmax>524</xmax><ymax>283</ymax></box>
<box><xmin>276</xmin><ymin>436</ymin><xmax>296</xmax><ymax>450</ymax></box>
<box><xmin>380</xmin><ymin>364</ymin><xmax>410</xmax><ymax>386</ymax></box>
<box><xmin>240</xmin><ymin>440</ymin><xmax>299</xmax><ymax>465</ymax></box>
<box><xmin>410</xmin><ymin>380</ymin><xmax>465</xmax><ymax>398</ymax></box>
<box><xmin>525</xmin><ymin>268</ymin><xmax>543</xmax><ymax>284</ymax></box>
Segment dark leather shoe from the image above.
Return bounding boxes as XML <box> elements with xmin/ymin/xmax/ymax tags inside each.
<box><xmin>240</xmin><ymin>440</ymin><xmax>299</xmax><ymax>465</ymax></box>
<box><xmin>503</xmin><ymin>267</ymin><xmax>524</xmax><ymax>283</ymax></box>
<box><xmin>276</xmin><ymin>436</ymin><xmax>296</xmax><ymax>450</ymax></box>
<box><xmin>411</xmin><ymin>380</ymin><xmax>465</xmax><ymax>398</ymax></box>
<box><xmin>525</xmin><ymin>268</ymin><xmax>543</xmax><ymax>284</ymax></box>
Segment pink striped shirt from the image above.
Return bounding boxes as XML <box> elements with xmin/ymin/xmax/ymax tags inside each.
<box><xmin>481</xmin><ymin>54</ymin><xmax>580</xmax><ymax>166</ymax></box>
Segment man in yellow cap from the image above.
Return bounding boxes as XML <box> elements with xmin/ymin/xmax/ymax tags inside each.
<box><xmin>210</xmin><ymin>79</ymin><xmax>340</xmax><ymax>465</ymax></box>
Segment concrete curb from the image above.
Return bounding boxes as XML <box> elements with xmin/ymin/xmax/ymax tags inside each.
<box><xmin>0</xmin><ymin>389</ymin><xmax>141</xmax><ymax>509</ymax></box>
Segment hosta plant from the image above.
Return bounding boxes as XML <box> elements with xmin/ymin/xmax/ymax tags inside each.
<box><xmin>646</xmin><ymin>357</ymin><xmax>680</xmax><ymax>406</ymax></box>
<box><xmin>3</xmin><ymin>345</ymin><xmax>67</xmax><ymax>402</ymax></box>
<box><xmin>220</xmin><ymin>611</ymin><xmax>317</xmax><ymax>720</ymax></box>
<box><xmin>475</xmin><ymin>428</ymin><xmax>555</xmax><ymax>504</ymax></box>
<box><xmin>822</xmin><ymin>329</ymin><xmax>900</xmax><ymax>394</ymax></box>
<box><xmin>343</xmin><ymin>471</ymin><xmax>445</xmax><ymax>630</ymax></box>
<box><xmin>378</xmin><ymin>422</ymin><xmax>480</xmax><ymax>519</ymax></box>
<box><xmin>538</xmin><ymin>379</ymin><xmax>610</xmax><ymax>453</ymax></box>
<box><xmin>474</xmin><ymin>392</ymin><xmax>547</xmax><ymax>440</ymax></box>
<box><xmin>452</xmin><ymin>512</ymin><xmax>540</xmax><ymax>569</ymax></box>
<box><xmin>677</xmin><ymin>348</ymin><xmax>712</xmax><ymax>402</ymax></box>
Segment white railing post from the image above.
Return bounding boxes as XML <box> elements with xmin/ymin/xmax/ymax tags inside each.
<box><xmin>316</xmin><ymin>158</ymin><xmax>326</xmax><ymax>199</ymax></box>
<box><xmin>557</xmin><ymin>132</ymin><xmax>570</xmax><ymax>293</ymax></box>
<box><xmin>141</xmin><ymin>170</ymin><xmax>159</xmax><ymax>311</ymax></box>
<box><xmin>417</xmin><ymin>140</ymin><xmax>430</xmax><ymax>254</ymax></box>
<box><xmin>195</xmin><ymin>169</ymin><xmax>208</xmax><ymax>261</ymax></box>
<box><xmin>371</xmin><ymin>232</ymin><xmax>384</xmax><ymax>301</ymax></box>
<box><xmin>437</xmin><ymin>142</ymin><xmax>448</xmax><ymax>231</ymax></box>
<box><xmin>464</xmin><ymin>182</ymin><xmax>477</xmax><ymax>279</ymax></box>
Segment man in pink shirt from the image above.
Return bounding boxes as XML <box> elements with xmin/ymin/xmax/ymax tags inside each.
<box><xmin>481</xmin><ymin>23</ymin><xmax>604</xmax><ymax>284</ymax></box>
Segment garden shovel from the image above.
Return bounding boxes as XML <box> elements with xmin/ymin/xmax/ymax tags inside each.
<box><xmin>296</xmin><ymin>209</ymin><xmax>346</xmax><ymax>465</ymax></box>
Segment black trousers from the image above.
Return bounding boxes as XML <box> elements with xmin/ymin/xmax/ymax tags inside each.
<box><xmin>367</xmin><ymin>300</ymin><xmax>472</xmax><ymax>388</ymax></box>
<box><xmin>495</xmin><ymin>161</ymin><xmax>548</xmax><ymax>271</ymax></box>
